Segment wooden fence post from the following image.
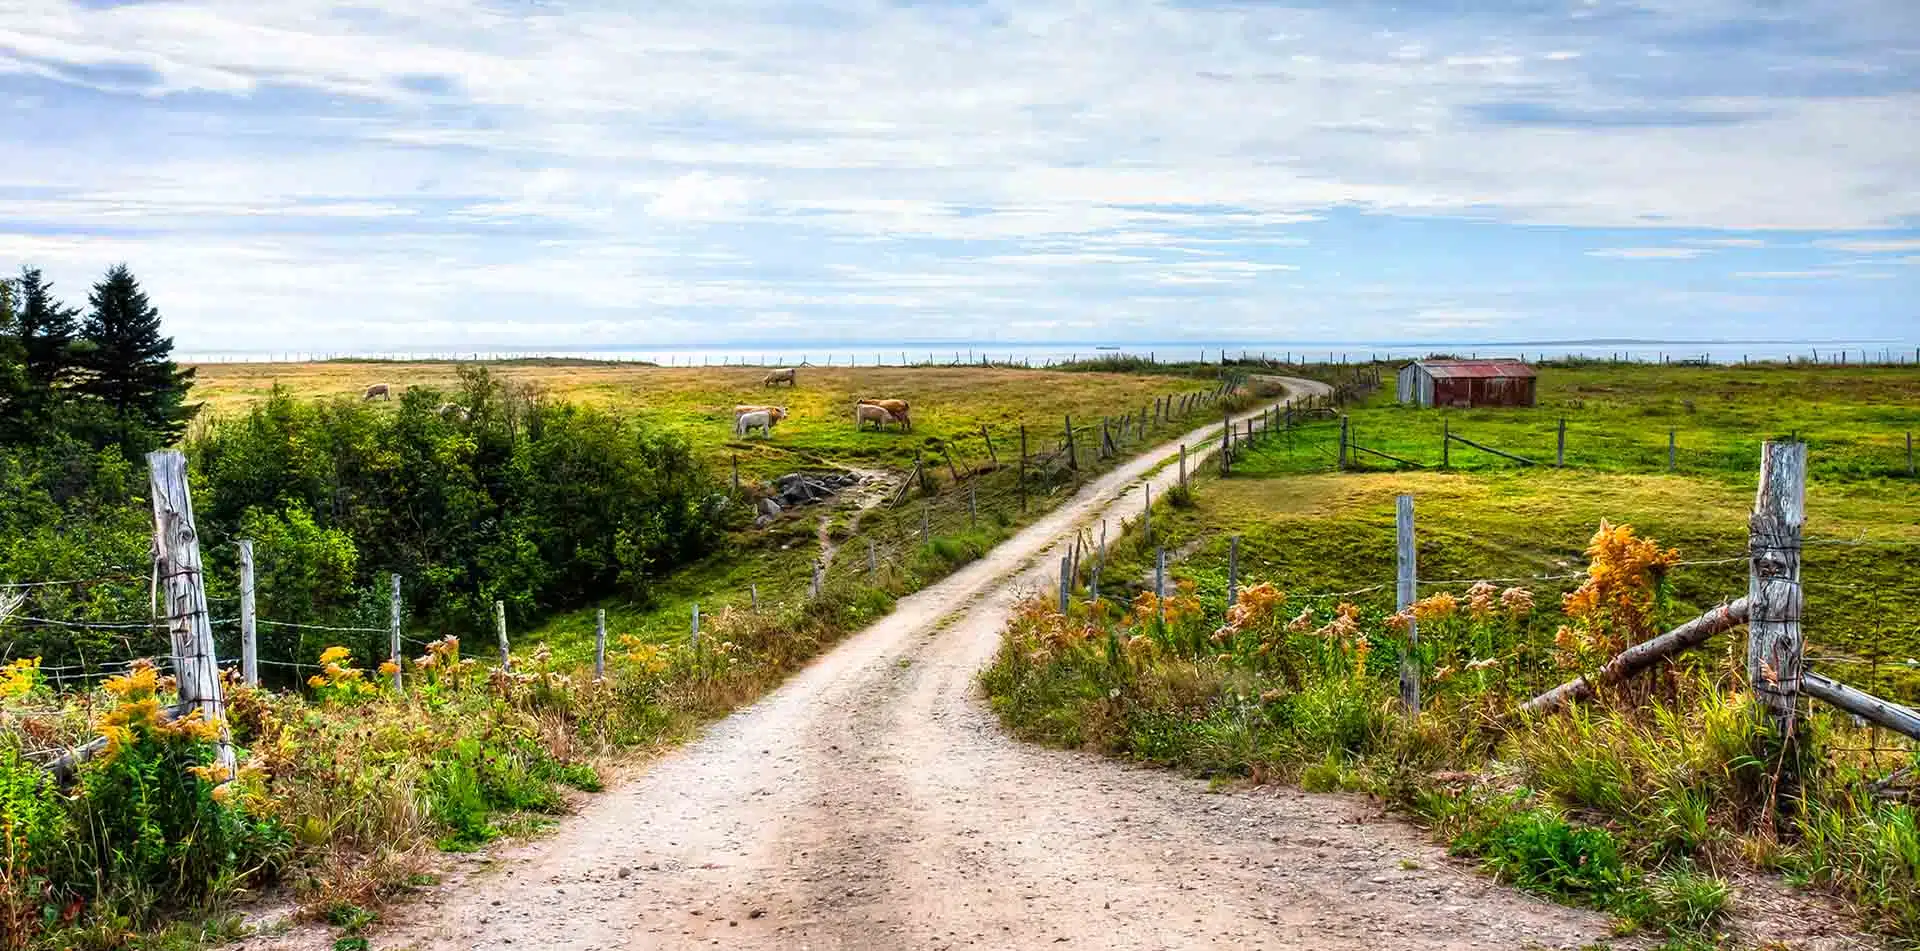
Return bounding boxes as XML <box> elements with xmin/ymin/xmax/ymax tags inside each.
<box><xmin>1556</xmin><ymin>417</ymin><xmax>1566</xmax><ymax>468</ymax></box>
<box><xmin>1227</xmin><ymin>535</ymin><xmax>1240</xmax><ymax>610</ymax></box>
<box><xmin>1019</xmin><ymin>425</ymin><xmax>1029</xmax><ymax>512</ymax></box>
<box><xmin>594</xmin><ymin>608</ymin><xmax>607</xmax><ymax>680</ymax></box>
<box><xmin>750</xmin><ymin>584</ymin><xmax>758</xmax><ymax>613</ymax></box>
<box><xmin>1339</xmin><ymin>416</ymin><xmax>1350</xmax><ymax>470</ymax></box>
<box><xmin>1442</xmin><ymin>419</ymin><xmax>1450</xmax><ymax>468</ymax></box>
<box><xmin>1155</xmin><ymin>547</ymin><xmax>1166</xmax><ymax>628</ymax></box>
<box><xmin>1064</xmin><ymin>415</ymin><xmax>1078</xmax><ymax>470</ymax></box>
<box><xmin>495</xmin><ymin>600</ymin><xmax>510</xmax><ymax>669</ymax></box>
<box><xmin>980</xmin><ymin>425</ymin><xmax>997</xmax><ymax>464</ymax></box>
<box><xmin>1397</xmin><ymin>494</ymin><xmax>1420</xmax><ymax>714</ymax></box>
<box><xmin>1179</xmin><ymin>444</ymin><xmax>1187</xmax><ymax>487</ymax></box>
<box><xmin>237</xmin><ymin>539</ymin><xmax>257</xmax><ymax>687</ymax></box>
<box><xmin>146</xmin><ymin>450</ymin><xmax>234</xmax><ymax>772</ymax></box>
<box><xmin>1749</xmin><ymin>441</ymin><xmax>1806</xmax><ymax>742</ymax></box>
<box><xmin>1058</xmin><ymin>556</ymin><xmax>1071</xmax><ymax>615</ymax></box>
<box><xmin>389</xmin><ymin>572</ymin><xmax>403</xmax><ymax>690</ymax></box>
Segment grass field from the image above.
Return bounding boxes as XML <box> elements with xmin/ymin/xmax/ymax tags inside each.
<box><xmin>1254</xmin><ymin>362</ymin><xmax>1920</xmax><ymax>484</ymax></box>
<box><xmin>188</xmin><ymin>361</ymin><xmax>1223</xmax><ymax>480</ymax></box>
<box><xmin>186</xmin><ymin>358</ymin><xmax>1268</xmax><ymax>666</ymax></box>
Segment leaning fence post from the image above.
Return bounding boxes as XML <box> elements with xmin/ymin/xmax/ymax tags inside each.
<box><xmin>495</xmin><ymin>600</ymin><xmax>510</xmax><ymax>669</ymax></box>
<box><xmin>1749</xmin><ymin>440</ymin><xmax>1807</xmax><ymax>743</ymax></box>
<box><xmin>594</xmin><ymin>608</ymin><xmax>607</xmax><ymax>680</ymax></box>
<box><xmin>389</xmin><ymin>572</ymin><xmax>403</xmax><ymax>690</ymax></box>
<box><xmin>1227</xmin><ymin>535</ymin><xmax>1240</xmax><ymax>610</ymax></box>
<box><xmin>1397</xmin><ymin>494</ymin><xmax>1420</xmax><ymax>714</ymax></box>
<box><xmin>146</xmin><ymin>450</ymin><xmax>235</xmax><ymax>772</ymax></box>
<box><xmin>237</xmin><ymin>539</ymin><xmax>258</xmax><ymax>687</ymax></box>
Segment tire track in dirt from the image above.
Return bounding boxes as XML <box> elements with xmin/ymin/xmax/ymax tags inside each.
<box><xmin>252</xmin><ymin>376</ymin><xmax>1630</xmax><ymax>951</ymax></box>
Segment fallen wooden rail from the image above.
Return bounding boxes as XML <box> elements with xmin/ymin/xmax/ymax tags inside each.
<box><xmin>1522</xmin><ymin>598</ymin><xmax>1748</xmax><ymax>715</ymax></box>
<box><xmin>1804</xmin><ymin>671</ymin><xmax>1920</xmax><ymax>741</ymax></box>
<box><xmin>1447</xmin><ymin>432</ymin><xmax>1538</xmax><ymax>467</ymax></box>
<box><xmin>1350</xmin><ymin>443</ymin><xmax>1426</xmax><ymax>469</ymax></box>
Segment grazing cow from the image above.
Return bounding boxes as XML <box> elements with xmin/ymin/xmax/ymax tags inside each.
<box><xmin>854</xmin><ymin>403</ymin><xmax>900</xmax><ymax>431</ymax></box>
<box><xmin>857</xmin><ymin>398</ymin><xmax>910</xmax><ymax>431</ymax></box>
<box><xmin>733</xmin><ymin>404</ymin><xmax>779</xmax><ymax>419</ymax></box>
<box><xmin>763</xmin><ymin>367</ymin><xmax>797</xmax><ymax>387</ymax></box>
<box><xmin>363</xmin><ymin>383</ymin><xmax>393</xmax><ymax>402</ymax></box>
<box><xmin>437</xmin><ymin>402</ymin><xmax>470</xmax><ymax>421</ymax></box>
<box><xmin>735</xmin><ymin>406</ymin><xmax>787</xmax><ymax>438</ymax></box>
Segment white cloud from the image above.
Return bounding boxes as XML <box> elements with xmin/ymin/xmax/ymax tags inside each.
<box><xmin>1813</xmin><ymin>238</ymin><xmax>1920</xmax><ymax>253</ymax></box>
<box><xmin>0</xmin><ymin>0</ymin><xmax>1915</xmax><ymax>348</ymax></box>
<box><xmin>1587</xmin><ymin>247</ymin><xmax>1709</xmax><ymax>259</ymax></box>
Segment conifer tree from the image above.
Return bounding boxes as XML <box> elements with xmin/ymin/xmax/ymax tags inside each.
<box><xmin>78</xmin><ymin>264</ymin><xmax>197</xmax><ymax>451</ymax></box>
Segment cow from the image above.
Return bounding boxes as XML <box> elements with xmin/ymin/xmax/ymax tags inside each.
<box><xmin>437</xmin><ymin>402</ymin><xmax>471</xmax><ymax>421</ymax></box>
<box><xmin>857</xmin><ymin>398</ymin><xmax>910</xmax><ymax>431</ymax></box>
<box><xmin>735</xmin><ymin>406</ymin><xmax>787</xmax><ymax>438</ymax></box>
<box><xmin>363</xmin><ymin>383</ymin><xmax>393</xmax><ymax>401</ymax></box>
<box><xmin>733</xmin><ymin>404</ymin><xmax>780</xmax><ymax>419</ymax></box>
<box><xmin>854</xmin><ymin>403</ymin><xmax>900</xmax><ymax>431</ymax></box>
<box><xmin>763</xmin><ymin>367</ymin><xmax>797</xmax><ymax>387</ymax></box>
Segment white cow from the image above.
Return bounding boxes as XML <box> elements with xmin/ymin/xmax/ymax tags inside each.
<box><xmin>736</xmin><ymin>406</ymin><xmax>787</xmax><ymax>438</ymax></box>
<box><xmin>763</xmin><ymin>367</ymin><xmax>797</xmax><ymax>387</ymax></box>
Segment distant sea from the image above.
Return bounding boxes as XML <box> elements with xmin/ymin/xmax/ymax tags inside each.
<box><xmin>177</xmin><ymin>340</ymin><xmax>1920</xmax><ymax>367</ymax></box>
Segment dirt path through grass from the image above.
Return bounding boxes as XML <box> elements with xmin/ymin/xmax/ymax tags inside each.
<box><xmin>249</xmin><ymin>375</ymin><xmax>1629</xmax><ymax>951</ymax></box>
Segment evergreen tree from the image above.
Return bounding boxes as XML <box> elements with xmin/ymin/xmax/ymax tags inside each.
<box><xmin>14</xmin><ymin>267</ymin><xmax>79</xmax><ymax>392</ymax></box>
<box><xmin>0</xmin><ymin>277</ymin><xmax>25</xmax><ymax>431</ymax></box>
<box><xmin>78</xmin><ymin>263</ymin><xmax>197</xmax><ymax>452</ymax></box>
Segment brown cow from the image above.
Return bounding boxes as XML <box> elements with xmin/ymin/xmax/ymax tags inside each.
<box><xmin>363</xmin><ymin>383</ymin><xmax>393</xmax><ymax>401</ymax></box>
<box><xmin>854</xmin><ymin>403</ymin><xmax>900</xmax><ymax>431</ymax></box>
<box><xmin>857</xmin><ymin>398</ymin><xmax>910</xmax><ymax>431</ymax></box>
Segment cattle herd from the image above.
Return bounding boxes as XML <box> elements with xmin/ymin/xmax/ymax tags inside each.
<box><xmin>735</xmin><ymin>368</ymin><xmax>912</xmax><ymax>439</ymax></box>
<box><xmin>361</xmin><ymin>367</ymin><xmax>910</xmax><ymax>442</ymax></box>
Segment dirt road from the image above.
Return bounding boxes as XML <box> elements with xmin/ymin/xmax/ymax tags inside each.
<box><xmin>268</xmin><ymin>377</ymin><xmax>1624</xmax><ymax>950</ymax></box>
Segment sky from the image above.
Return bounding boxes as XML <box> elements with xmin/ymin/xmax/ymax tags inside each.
<box><xmin>1</xmin><ymin>0</ymin><xmax>1917</xmax><ymax>351</ymax></box>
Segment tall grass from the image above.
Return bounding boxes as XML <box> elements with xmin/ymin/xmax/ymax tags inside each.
<box><xmin>981</xmin><ymin>519</ymin><xmax>1920</xmax><ymax>944</ymax></box>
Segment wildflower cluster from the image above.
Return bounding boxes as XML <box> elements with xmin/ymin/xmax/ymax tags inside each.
<box><xmin>0</xmin><ymin>657</ymin><xmax>42</xmax><ymax>700</ymax></box>
<box><xmin>307</xmin><ymin>646</ymin><xmax>379</xmax><ymax>703</ymax></box>
<box><xmin>1558</xmin><ymin>520</ymin><xmax>1680</xmax><ymax>663</ymax></box>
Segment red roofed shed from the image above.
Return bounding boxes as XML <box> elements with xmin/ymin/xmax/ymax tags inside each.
<box><xmin>1396</xmin><ymin>359</ymin><xmax>1538</xmax><ymax>408</ymax></box>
